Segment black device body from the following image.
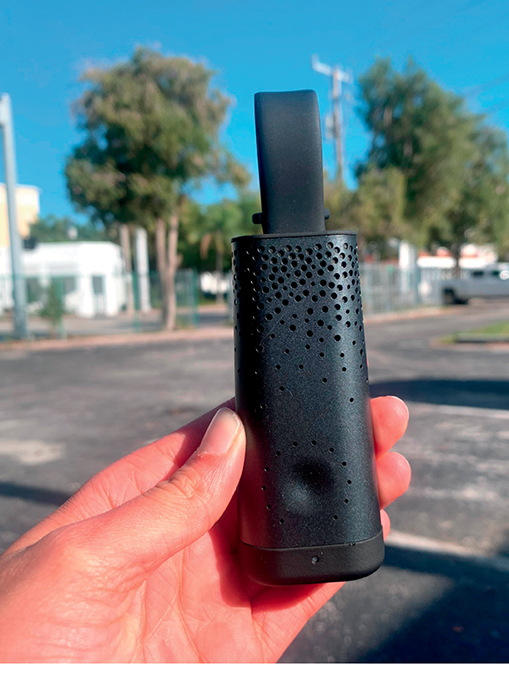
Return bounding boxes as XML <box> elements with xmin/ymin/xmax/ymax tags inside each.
<box><xmin>232</xmin><ymin>91</ymin><xmax>383</xmax><ymax>586</ymax></box>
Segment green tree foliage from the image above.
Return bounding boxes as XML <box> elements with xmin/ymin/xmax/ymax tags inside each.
<box><xmin>29</xmin><ymin>215</ymin><xmax>107</xmax><ymax>243</ymax></box>
<box><xmin>323</xmin><ymin>175</ymin><xmax>351</xmax><ymax>234</ymax></box>
<box><xmin>64</xmin><ymin>46</ymin><xmax>248</xmax><ymax>328</ymax></box>
<box><xmin>356</xmin><ymin>57</ymin><xmax>509</xmax><ymax>261</ymax></box>
<box><xmin>348</xmin><ymin>166</ymin><xmax>406</xmax><ymax>257</ymax></box>
<box><xmin>324</xmin><ymin>167</ymin><xmax>406</xmax><ymax>258</ymax></box>
<box><xmin>39</xmin><ymin>282</ymin><xmax>66</xmax><ymax>337</ymax></box>
<box><xmin>179</xmin><ymin>191</ymin><xmax>261</xmax><ymax>272</ymax></box>
<box><xmin>430</xmin><ymin>126</ymin><xmax>509</xmax><ymax>265</ymax></box>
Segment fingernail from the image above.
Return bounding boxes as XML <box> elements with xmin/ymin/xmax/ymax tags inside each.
<box><xmin>200</xmin><ymin>408</ymin><xmax>240</xmax><ymax>455</ymax></box>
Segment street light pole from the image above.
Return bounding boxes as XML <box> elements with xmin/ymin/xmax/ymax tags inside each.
<box><xmin>311</xmin><ymin>55</ymin><xmax>352</xmax><ymax>184</ymax></box>
<box><xmin>0</xmin><ymin>93</ymin><xmax>28</xmax><ymax>339</ymax></box>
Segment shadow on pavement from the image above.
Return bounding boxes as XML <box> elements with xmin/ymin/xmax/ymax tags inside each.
<box><xmin>0</xmin><ymin>482</ymin><xmax>70</xmax><ymax>507</ymax></box>
<box><xmin>371</xmin><ymin>378</ymin><xmax>509</xmax><ymax>410</ymax></box>
<box><xmin>359</xmin><ymin>541</ymin><xmax>509</xmax><ymax>663</ymax></box>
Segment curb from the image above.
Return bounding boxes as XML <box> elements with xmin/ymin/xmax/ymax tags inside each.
<box><xmin>0</xmin><ymin>306</ymin><xmax>447</xmax><ymax>355</ymax></box>
<box><xmin>364</xmin><ymin>306</ymin><xmax>447</xmax><ymax>325</ymax></box>
<box><xmin>0</xmin><ymin>326</ymin><xmax>234</xmax><ymax>354</ymax></box>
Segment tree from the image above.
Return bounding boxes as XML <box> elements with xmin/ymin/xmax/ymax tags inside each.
<box><xmin>347</xmin><ymin>166</ymin><xmax>407</xmax><ymax>260</ymax></box>
<box><xmin>356</xmin><ymin>57</ymin><xmax>509</xmax><ymax>265</ymax></box>
<box><xmin>430</xmin><ymin>126</ymin><xmax>509</xmax><ymax>272</ymax></box>
<box><xmin>323</xmin><ymin>174</ymin><xmax>351</xmax><ymax>234</ymax></box>
<box><xmin>323</xmin><ymin>168</ymin><xmax>406</xmax><ymax>260</ymax></box>
<box><xmin>29</xmin><ymin>215</ymin><xmax>108</xmax><ymax>243</ymax></box>
<box><xmin>39</xmin><ymin>282</ymin><xmax>66</xmax><ymax>338</ymax></box>
<box><xmin>199</xmin><ymin>200</ymin><xmax>243</xmax><ymax>302</ymax></box>
<box><xmin>178</xmin><ymin>191</ymin><xmax>261</xmax><ymax>273</ymax></box>
<box><xmin>65</xmin><ymin>46</ymin><xmax>248</xmax><ymax>329</ymax></box>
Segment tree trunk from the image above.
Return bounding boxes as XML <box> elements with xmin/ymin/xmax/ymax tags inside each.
<box><xmin>120</xmin><ymin>224</ymin><xmax>135</xmax><ymax>317</ymax></box>
<box><xmin>451</xmin><ymin>242</ymin><xmax>462</xmax><ymax>278</ymax></box>
<box><xmin>156</xmin><ymin>218</ymin><xmax>169</xmax><ymax>327</ymax></box>
<box><xmin>215</xmin><ymin>231</ymin><xmax>224</xmax><ymax>305</ymax></box>
<box><xmin>163</xmin><ymin>212</ymin><xmax>179</xmax><ymax>331</ymax></box>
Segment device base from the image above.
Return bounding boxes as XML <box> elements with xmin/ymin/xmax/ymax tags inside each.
<box><xmin>239</xmin><ymin>531</ymin><xmax>384</xmax><ymax>586</ymax></box>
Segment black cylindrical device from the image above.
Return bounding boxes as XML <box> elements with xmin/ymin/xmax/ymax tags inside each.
<box><xmin>232</xmin><ymin>90</ymin><xmax>383</xmax><ymax>586</ymax></box>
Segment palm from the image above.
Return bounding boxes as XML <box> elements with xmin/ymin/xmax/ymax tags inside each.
<box><xmin>135</xmin><ymin>501</ymin><xmax>266</xmax><ymax>662</ymax></box>
<box><xmin>1</xmin><ymin>397</ymin><xmax>410</xmax><ymax>663</ymax></box>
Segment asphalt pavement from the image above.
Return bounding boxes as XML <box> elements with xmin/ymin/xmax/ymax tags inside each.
<box><xmin>0</xmin><ymin>300</ymin><xmax>508</xmax><ymax>662</ymax></box>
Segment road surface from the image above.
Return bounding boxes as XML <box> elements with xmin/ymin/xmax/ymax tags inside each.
<box><xmin>0</xmin><ymin>300</ymin><xmax>508</xmax><ymax>662</ymax></box>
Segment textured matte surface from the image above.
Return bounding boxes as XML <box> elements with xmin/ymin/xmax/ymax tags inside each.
<box><xmin>254</xmin><ymin>91</ymin><xmax>326</xmax><ymax>235</ymax></box>
<box><xmin>232</xmin><ymin>231</ymin><xmax>382</xmax><ymax>564</ymax></box>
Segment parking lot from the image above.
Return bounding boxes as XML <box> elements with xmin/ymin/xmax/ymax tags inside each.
<box><xmin>0</xmin><ymin>301</ymin><xmax>508</xmax><ymax>662</ymax></box>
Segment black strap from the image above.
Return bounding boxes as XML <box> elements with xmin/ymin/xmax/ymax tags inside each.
<box><xmin>254</xmin><ymin>90</ymin><xmax>326</xmax><ymax>235</ymax></box>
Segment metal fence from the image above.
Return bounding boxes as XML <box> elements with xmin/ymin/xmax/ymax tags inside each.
<box><xmin>0</xmin><ymin>269</ymin><xmax>200</xmax><ymax>340</ymax></box>
<box><xmin>0</xmin><ymin>264</ymin><xmax>454</xmax><ymax>341</ymax></box>
<box><xmin>227</xmin><ymin>265</ymin><xmax>453</xmax><ymax>319</ymax></box>
<box><xmin>359</xmin><ymin>264</ymin><xmax>453</xmax><ymax>315</ymax></box>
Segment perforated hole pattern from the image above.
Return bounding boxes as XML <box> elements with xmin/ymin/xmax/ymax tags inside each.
<box><xmin>232</xmin><ymin>232</ymin><xmax>380</xmax><ymax>549</ymax></box>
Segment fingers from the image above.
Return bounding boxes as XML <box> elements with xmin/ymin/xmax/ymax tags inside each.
<box><xmin>376</xmin><ymin>450</ymin><xmax>412</xmax><ymax>509</ymax></box>
<box><xmin>380</xmin><ymin>509</ymin><xmax>391</xmax><ymax>538</ymax></box>
<box><xmin>371</xmin><ymin>396</ymin><xmax>409</xmax><ymax>456</ymax></box>
<box><xmin>68</xmin><ymin>408</ymin><xmax>246</xmax><ymax>583</ymax></box>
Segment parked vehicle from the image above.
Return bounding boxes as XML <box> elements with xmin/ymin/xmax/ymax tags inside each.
<box><xmin>441</xmin><ymin>265</ymin><xmax>509</xmax><ymax>305</ymax></box>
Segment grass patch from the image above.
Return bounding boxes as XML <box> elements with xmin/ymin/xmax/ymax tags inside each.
<box><xmin>464</xmin><ymin>321</ymin><xmax>509</xmax><ymax>337</ymax></box>
<box><xmin>440</xmin><ymin>334</ymin><xmax>457</xmax><ymax>344</ymax></box>
<box><xmin>440</xmin><ymin>320</ymin><xmax>509</xmax><ymax>344</ymax></box>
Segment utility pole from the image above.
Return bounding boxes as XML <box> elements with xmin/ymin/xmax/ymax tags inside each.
<box><xmin>311</xmin><ymin>55</ymin><xmax>352</xmax><ymax>183</ymax></box>
<box><xmin>0</xmin><ymin>93</ymin><xmax>28</xmax><ymax>339</ymax></box>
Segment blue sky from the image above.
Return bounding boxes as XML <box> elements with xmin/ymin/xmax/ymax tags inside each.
<box><xmin>1</xmin><ymin>0</ymin><xmax>509</xmax><ymax>221</ymax></box>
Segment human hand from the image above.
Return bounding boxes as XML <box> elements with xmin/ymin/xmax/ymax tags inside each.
<box><xmin>0</xmin><ymin>396</ymin><xmax>410</xmax><ymax>663</ymax></box>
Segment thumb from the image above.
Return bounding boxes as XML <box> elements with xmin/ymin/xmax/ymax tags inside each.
<box><xmin>74</xmin><ymin>408</ymin><xmax>245</xmax><ymax>579</ymax></box>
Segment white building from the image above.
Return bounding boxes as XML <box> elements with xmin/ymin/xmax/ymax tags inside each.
<box><xmin>416</xmin><ymin>244</ymin><xmax>498</xmax><ymax>270</ymax></box>
<box><xmin>0</xmin><ymin>241</ymin><xmax>126</xmax><ymax>318</ymax></box>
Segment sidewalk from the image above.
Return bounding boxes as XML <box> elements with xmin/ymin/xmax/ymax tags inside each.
<box><xmin>0</xmin><ymin>304</ymin><xmax>450</xmax><ymax>354</ymax></box>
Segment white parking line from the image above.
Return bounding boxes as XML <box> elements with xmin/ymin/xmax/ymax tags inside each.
<box><xmin>386</xmin><ymin>530</ymin><xmax>509</xmax><ymax>573</ymax></box>
<box><xmin>408</xmin><ymin>403</ymin><xmax>509</xmax><ymax>420</ymax></box>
